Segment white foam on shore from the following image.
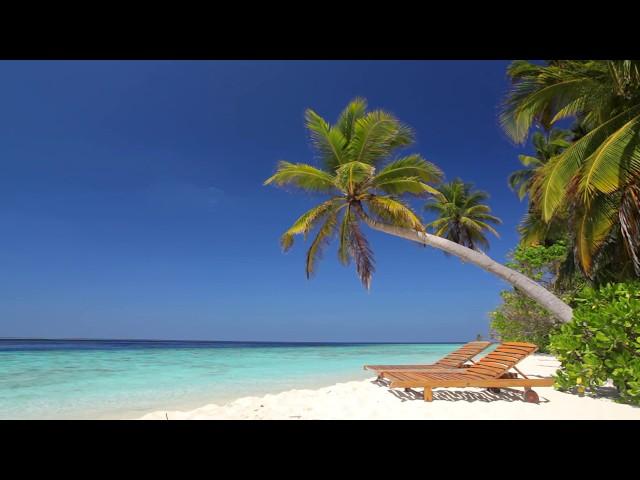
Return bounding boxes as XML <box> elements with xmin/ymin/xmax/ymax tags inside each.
<box><xmin>139</xmin><ymin>354</ymin><xmax>640</xmax><ymax>420</ymax></box>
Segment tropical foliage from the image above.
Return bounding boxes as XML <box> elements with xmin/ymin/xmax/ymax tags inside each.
<box><xmin>489</xmin><ymin>242</ymin><xmax>584</xmax><ymax>351</ymax></box>
<box><xmin>549</xmin><ymin>281</ymin><xmax>640</xmax><ymax>405</ymax></box>
<box><xmin>500</xmin><ymin>60</ymin><xmax>640</xmax><ymax>281</ymax></box>
<box><xmin>424</xmin><ymin>179</ymin><xmax>501</xmax><ymax>252</ymax></box>
<box><xmin>508</xmin><ymin>129</ymin><xmax>572</xmax><ymax>201</ymax></box>
<box><xmin>264</xmin><ymin>98</ymin><xmax>442</xmax><ymax>289</ymax></box>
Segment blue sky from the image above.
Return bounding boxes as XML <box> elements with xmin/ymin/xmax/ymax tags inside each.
<box><xmin>0</xmin><ymin>60</ymin><xmax>534</xmax><ymax>342</ymax></box>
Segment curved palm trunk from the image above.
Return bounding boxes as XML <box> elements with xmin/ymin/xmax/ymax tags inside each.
<box><xmin>361</xmin><ymin>215</ymin><xmax>573</xmax><ymax>323</ymax></box>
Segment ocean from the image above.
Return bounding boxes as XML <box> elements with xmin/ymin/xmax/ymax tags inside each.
<box><xmin>0</xmin><ymin>339</ymin><xmax>468</xmax><ymax>419</ymax></box>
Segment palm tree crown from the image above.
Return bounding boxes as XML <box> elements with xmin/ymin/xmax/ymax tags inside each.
<box><xmin>424</xmin><ymin>179</ymin><xmax>502</xmax><ymax>252</ymax></box>
<box><xmin>264</xmin><ymin>98</ymin><xmax>442</xmax><ymax>289</ymax></box>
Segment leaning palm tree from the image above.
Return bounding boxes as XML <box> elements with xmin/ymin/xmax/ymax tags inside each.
<box><xmin>500</xmin><ymin>60</ymin><xmax>640</xmax><ymax>278</ymax></box>
<box><xmin>265</xmin><ymin>98</ymin><xmax>573</xmax><ymax>322</ymax></box>
<box><xmin>425</xmin><ymin>179</ymin><xmax>501</xmax><ymax>252</ymax></box>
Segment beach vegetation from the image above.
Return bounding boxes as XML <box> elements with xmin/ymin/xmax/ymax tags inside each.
<box><xmin>549</xmin><ymin>281</ymin><xmax>640</xmax><ymax>405</ymax></box>
<box><xmin>501</xmin><ymin>60</ymin><xmax>640</xmax><ymax>282</ymax></box>
<box><xmin>489</xmin><ymin>242</ymin><xmax>583</xmax><ymax>351</ymax></box>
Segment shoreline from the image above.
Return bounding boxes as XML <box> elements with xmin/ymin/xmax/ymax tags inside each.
<box><xmin>139</xmin><ymin>354</ymin><xmax>640</xmax><ymax>420</ymax></box>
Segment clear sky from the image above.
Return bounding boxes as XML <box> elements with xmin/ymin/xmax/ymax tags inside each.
<box><xmin>0</xmin><ymin>60</ymin><xmax>534</xmax><ymax>342</ymax></box>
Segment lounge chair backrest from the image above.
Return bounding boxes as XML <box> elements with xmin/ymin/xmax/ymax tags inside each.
<box><xmin>433</xmin><ymin>341</ymin><xmax>491</xmax><ymax>368</ymax></box>
<box><xmin>463</xmin><ymin>342</ymin><xmax>539</xmax><ymax>378</ymax></box>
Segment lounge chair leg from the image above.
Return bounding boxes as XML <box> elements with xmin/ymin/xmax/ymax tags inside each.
<box><xmin>423</xmin><ymin>387</ymin><xmax>433</xmax><ymax>402</ymax></box>
<box><xmin>523</xmin><ymin>388</ymin><xmax>539</xmax><ymax>404</ymax></box>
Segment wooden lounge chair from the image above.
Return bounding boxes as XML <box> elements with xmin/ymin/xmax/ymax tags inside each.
<box><xmin>363</xmin><ymin>341</ymin><xmax>491</xmax><ymax>379</ymax></box>
<box><xmin>383</xmin><ymin>342</ymin><xmax>554</xmax><ymax>403</ymax></box>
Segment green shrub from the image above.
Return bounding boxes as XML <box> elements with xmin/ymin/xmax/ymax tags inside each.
<box><xmin>489</xmin><ymin>241</ymin><xmax>578</xmax><ymax>352</ymax></box>
<box><xmin>490</xmin><ymin>291</ymin><xmax>557</xmax><ymax>351</ymax></box>
<box><xmin>549</xmin><ymin>282</ymin><xmax>640</xmax><ymax>405</ymax></box>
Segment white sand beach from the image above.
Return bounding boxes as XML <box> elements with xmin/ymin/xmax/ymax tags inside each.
<box><xmin>140</xmin><ymin>354</ymin><xmax>640</xmax><ymax>420</ymax></box>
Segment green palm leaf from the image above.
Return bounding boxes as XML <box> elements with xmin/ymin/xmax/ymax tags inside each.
<box><xmin>579</xmin><ymin>112</ymin><xmax>640</xmax><ymax>197</ymax></box>
<box><xmin>279</xmin><ymin>198</ymin><xmax>345</xmax><ymax>251</ymax></box>
<box><xmin>305</xmin><ymin>208</ymin><xmax>340</xmax><ymax>279</ymax></box>
<box><xmin>374</xmin><ymin>177</ymin><xmax>440</xmax><ymax>196</ymax></box>
<box><xmin>336</xmin><ymin>98</ymin><xmax>367</xmax><ymax>144</ymax></box>
<box><xmin>372</xmin><ymin>154</ymin><xmax>443</xmax><ymax>185</ymax></box>
<box><xmin>348</xmin><ymin>111</ymin><xmax>413</xmax><ymax>166</ymax></box>
<box><xmin>501</xmin><ymin>78</ymin><xmax>593</xmax><ymax>143</ymax></box>
<box><xmin>337</xmin><ymin>206</ymin><xmax>353</xmax><ymax>266</ymax></box>
<box><xmin>348</xmin><ymin>213</ymin><xmax>375</xmax><ymax>289</ymax></box>
<box><xmin>305</xmin><ymin>109</ymin><xmax>348</xmax><ymax>170</ymax></box>
<box><xmin>334</xmin><ymin>161</ymin><xmax>375</xmax><ymax>193</ymax></box>
<box><xmin>365</xmin><ymin>196</ymin><xmax>424</xmax><ymax>231</ymax></box>
<box><xmin>264</xmin><ymin>161</ymin><xmax>337</xmax><ymax>192</ymax></box>
<box><xmin>574</xmin><ymin>194</ymin><xmax>618</xmax><ymax>275</ymax></box>
<box><xmin>535</xmin><ymin>105</ymin><xmax>640</xmax><ymax>220</ymax></box>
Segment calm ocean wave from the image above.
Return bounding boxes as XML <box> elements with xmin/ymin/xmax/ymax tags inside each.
<box><xmin>0</xmin><ymin>339</ymin><xmax>467</xmax><ymax>419</ymax></box>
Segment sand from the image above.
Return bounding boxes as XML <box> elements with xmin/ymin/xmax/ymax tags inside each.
<box><xmin>139</xmin><ymin>354</ymin><xmax>640</xmax><ymax>420</ymax></box>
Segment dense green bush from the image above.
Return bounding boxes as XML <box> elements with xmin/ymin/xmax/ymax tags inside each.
<box><xmin>549</xmin><ymin>282</ymin><xmax>640</xmax><ymax>405</ymax></box>
<box><xmin>489</xmin><ymin>242</ymin><xmax>579</xmax><ymax>352</ymax></box>
<box><xmin>490</xmin><ymin>292</ymin><xmax>557</xmax><ymax>351</ymax></box>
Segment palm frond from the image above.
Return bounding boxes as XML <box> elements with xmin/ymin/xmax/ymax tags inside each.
<box><xmin>533</xmin><ymin>154</ymin><xmax>582</xmax><ymax>222</ymax></box>
<box><xmin>348</xmin><ymin>213</ymin><xmax>375</xmax><ymax>289</ymax></box>
<box><xmin>337</xmin><ymin>206</ymin><xmax>353</xmax><ymax>266</ymax></box>
<box><xmin>460</xmin><ymin>217</ymin><xmax>500</xmax><ymax>238</ymax></box>
<box><xmin>365</xmin><ymin>196</ymin><xmax>425</xmax><ymax>231</ymax></box>
<box><xmin>535</xmin><ymin>105</ymin><xmax>640</xmax><ymax>220</ymax></box>
<box><xmin>578</xmin><ymin>112</ymin><xmax>640</xmax><ymax>197</ymax></box>
<box><xmin>264</xmin><ymin>161</ymin><xmax>337</xmax><ymax>192</ymax></box>
<box><xmin>305</xmin><ymin>208</ymin><xmax>339</xmax><ymax>279</ymax></box>
<box><xmin>372</xmin><ymin>154</ymin><xmax>443</xmax><ymax>185</ymax></box>
<box><xmin>501</xmin><ymin>77</ymin><xmax>594</xmax><ymax>143</ymax></box>
<box><xmin>473</xmin><ymin>212</ymin><xmax>503</xmax><ymax>224</ymax></box>
<box><xmin>465</xmin><ymin>204</ymin><xmax>492</xmax><ymax>215</ymax></box>
<box><xmin>373</xmin><ymin>177</ymin><xmax>440</xmax><ymax>196</ymax></box>
<box><xmin>336</xmin><ymin>98</ymin><xmax>367</xmax><ymax>144</ymax></box>
<box><xmin>518</xmin><ymin>210</ymin><xmax>549</xmax><ymax>246</ymax></box>
<box><xmin>574</xmin><ymin>194</ymin><xmax>618</xmax><ymax>276</ymax></box>
<box><xmin>279</xmin><ymin>198</ymin><xmax>345</xmax><ymax>251</ymax></box>
<box><xmin>334</xmin><ymin>161</ymin><xmax>375</xmax><ymax>193</ymax></box>
<box><xmin>348</xmin><ymin>110</ymin><xmax>414</xmax><ymax>165</ymax></box>
<box><xmin>304</xmin><ymin>109</ymin><xmax>348</xmax><ymax>170</ymax></box>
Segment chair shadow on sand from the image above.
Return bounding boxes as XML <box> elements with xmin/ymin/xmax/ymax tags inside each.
<box><xmin>371</xmin><ymin>377</ymin><xmax>550</xmax><ymax>404</ymax></box>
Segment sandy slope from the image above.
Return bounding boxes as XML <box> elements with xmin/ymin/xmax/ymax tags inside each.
<box><xmin>139</xmin><ymin>354</ymin><xmax>640</xmax><ymax>420</ymax></box>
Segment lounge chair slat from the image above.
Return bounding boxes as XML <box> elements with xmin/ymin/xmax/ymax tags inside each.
<box><xmin>491</xmin><ymin>347</ymin><xmax>536</xmax><ymax>355</ymax></box>
<box><xmin>364</xmin><ymin>341</ymin><xmax>490</xmax><ymax>375</ymax></box>
<box><xmin>483</xmin><ymin>353</ymin><xmax>523</xmax><ymax>362</ymax></box>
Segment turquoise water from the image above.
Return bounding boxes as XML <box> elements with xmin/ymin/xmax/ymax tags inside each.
<box><xmin>0</xmin><ymin>340</ymin><xmax>466</xmax><ymax>419</ymax></box>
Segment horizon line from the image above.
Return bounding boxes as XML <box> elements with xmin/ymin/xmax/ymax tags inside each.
<box><xmin>0</xmin><ymin>336</ymin><xmax>480</xmax><ymax>344</ymax></box>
